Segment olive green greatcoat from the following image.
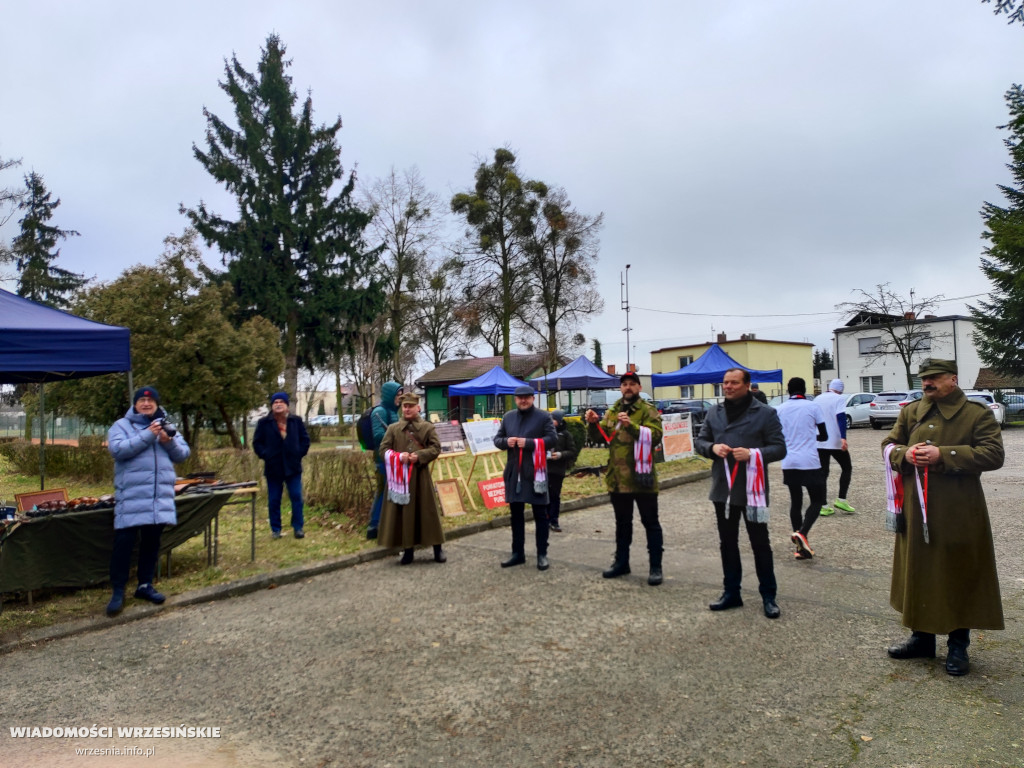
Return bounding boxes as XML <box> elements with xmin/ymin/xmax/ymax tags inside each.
<box><xmin>378</xmin><ymin>417</ymin><xmax>445</xmax><ymax>550</ymax></box>
<box><xmin>586</xmin><ymin>398</ymin><xmax>663</xmax><ymax>493</ymax></box>
<box><xmin>881</xmin><ymin>387</ymin><xmax>1004</xmax><ymax>634</ymax></box>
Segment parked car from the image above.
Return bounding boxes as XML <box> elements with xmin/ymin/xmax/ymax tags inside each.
<box><xmin>1002</xmin><ymin>393</ymin><xmax>1024</xmax><ymax>420</ymax></box>
<box><xmin>964</xmin><ymin>391</ymin><xmax>1004</xmax><ymax>426</ymax></box>
<box><xmin>843</xmin><ymin>392</ymin><xmax>877</xmax><ymax>429</ymax></box>
<box><xmin>660</xmin><ymin>399</ymin><xmax>714</xmax><ymax>426</ymax></box>
<box><xmin>868</xmin><ymin>390</ymin><xmax>923</xmax><ymax>430</ymax></box>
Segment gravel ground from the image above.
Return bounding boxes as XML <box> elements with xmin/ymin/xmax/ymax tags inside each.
<box><xmin>1</xmin><ymin>427</ymin><xmax>1022</xmax><ymax>768</ymax></box>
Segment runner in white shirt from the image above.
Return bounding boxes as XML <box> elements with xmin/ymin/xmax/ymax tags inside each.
<box><xmin>814</xmin><ymin>379</ymin><xmax>855</xmax><ymax>515</ymax></box>
<box><xmin>776</xmin><ymin>377</ymin><xmax>828</xmax><ymax>559</ymax></box>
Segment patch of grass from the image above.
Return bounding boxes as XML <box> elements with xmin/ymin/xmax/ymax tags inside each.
<box><xmin>0</xmin><ymin>447</ymin><xmax>709</xmax><ymax>640</ymax></box>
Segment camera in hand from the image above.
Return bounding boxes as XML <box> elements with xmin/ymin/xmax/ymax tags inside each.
<box><xmin>154</xmin><ymin>418</ymin><xmax>178</xmax><ymax>437</ymax></box>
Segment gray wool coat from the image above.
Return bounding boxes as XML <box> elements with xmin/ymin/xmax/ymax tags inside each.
<box><xmin>695</xmin><ymin>397</ymin><xmax>787</xmax><ymax>506</ymax></box>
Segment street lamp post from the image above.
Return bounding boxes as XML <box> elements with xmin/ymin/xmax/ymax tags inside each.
<box><xmin>621</xmin><ymin>264</ymin><xmax>631</xmax><ymax>369</ymax></box>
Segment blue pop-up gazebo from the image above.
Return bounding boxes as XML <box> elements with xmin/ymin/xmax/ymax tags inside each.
<box><xmin>448</xmin><ymin>365</ymin><xmax>530</xmax><ymax>396</ymax></box>
<box><xmin>651</xmin><ymin>344</ymin><xmax>782</xmax><ymax>387</ymax></box>
<box><xmin>529</xmin><ymin>355</ymin><xmax>619</xmax><ymax>391</ymax></box>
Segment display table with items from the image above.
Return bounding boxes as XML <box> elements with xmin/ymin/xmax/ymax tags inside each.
<box><xmin>0</xmin><ymin>479</ymin><xmax>257</xmax><ymax>596</ymax></box>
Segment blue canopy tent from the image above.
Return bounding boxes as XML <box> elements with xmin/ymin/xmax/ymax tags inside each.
<box><xmin>448</xmin><ymin>365</ymin><xmax>530</xmax><ymax>396</ymax></box>
<box><xmin>0</xmin><ymin>288</ymin><xmax>132</xmax><ymax>488</ymax></box>
<box><xmin>529</xmin><ymin>355</ymin><xmax>619</xmax><ymax>391</ymax></box>
<box><xmin>651</xmin><ymin>344</ymin><xmax>782</xmax><ymax>388</ymax></box>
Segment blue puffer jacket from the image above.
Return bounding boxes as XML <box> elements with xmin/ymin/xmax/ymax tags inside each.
<box><xmin>108</xmin><ymin>407</ymin><xmax>191</xmax><ymax>530</ymax></box>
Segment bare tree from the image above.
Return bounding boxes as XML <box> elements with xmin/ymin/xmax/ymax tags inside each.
<box><xmin>0</xmin><ymin>154</ymin><xmax>24</xmax><ymax>228</ymax></box>
<box><xmin>836</xmin><ymin>284</ymin><xmax>947</xmax><ymax>388</ymax></box>
<box><xmin>519</xmin><ymin>188</ymin><xmax>604</xmax><ymax>370</ymax></box>
<box><xmin>362</xmin><ymin>166</ymin><xmax>443</xmax><ymax>382</ymax></box>
<box><xmin>415</xmin><ymin>256</ymin><xmax>469</xmax><ymax>368</ymax></box>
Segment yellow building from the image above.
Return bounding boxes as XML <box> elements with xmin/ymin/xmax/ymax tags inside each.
<box><xmin>650</xmin><ymin>333</ymin><xmax>814</xmax><ymax>401</ymax></box>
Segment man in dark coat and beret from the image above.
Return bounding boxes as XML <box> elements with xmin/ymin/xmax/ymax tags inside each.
<box><xmin>882</xmin><ymin>359</ymin><xmax>1004</xmax><ymax>676</ymax></box>
<box><xmin>494</xmin><ymin>385</ymin><xmax>557</xmax><ymax>570</ymax></box>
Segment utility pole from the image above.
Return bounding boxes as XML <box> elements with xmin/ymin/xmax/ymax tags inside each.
<box><xmin>621</xmin><ymin>264</ymin><xmax>632</xmax><ymax>369</ymax></box>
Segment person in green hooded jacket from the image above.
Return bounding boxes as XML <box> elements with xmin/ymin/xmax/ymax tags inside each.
<box><xmin>585</xmin><ymin>371</ymin><xmax>665</xmax><ymax>586</ymax></box>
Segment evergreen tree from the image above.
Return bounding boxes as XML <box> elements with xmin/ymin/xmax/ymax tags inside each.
<box><xmin>973</xmin><ymin>84</ymin><xmax>1024</xmax><ymax>378</ymax></box>
<box><xmin>813</xmin><ymin>348</ymin><xmax>834</xmax><ymax>377</ymax></box>
<box><xmin>451</xmin><ymin>148</ymin><xmax>542</xmax><ymax>372</ymax></box>
<box><xmin>592</xmin><ymin>338</ymin><xmax>603</xmax><ymax>368</ymax></box>
<box><xmin>5</xmin><ymin>172</ymin><xmax>87</xmax><ymax>308</ymax></box>
<box><xmin>183</xmin><ymin>34</ymin><xmax>384</xmax><ymax>396</ymax></box>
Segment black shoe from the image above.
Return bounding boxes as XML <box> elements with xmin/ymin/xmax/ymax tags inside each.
<box><xmin>271</xmin><ymin>530</ymin><xmax>282</xmax><ymax>540</ymax></box>
<box><xmin>647</xmin><ymin>567</ymin><xmax>663</xmax><ymax>586</ymax></box>
<box><xmin>887</xmin><ymin>632</ymin><xmax>936</xmax><ymax>659</ymax></box>
<box><xmin>433</xmin><ymin>545</ymin><xmax>447</xmax><ymax>563</ymax></box>
<box><xmin>709</xmin><ymin>592</ymin><xmax>743</xmax><ymax>611</ymax></box>
<box><xmin>134</xmin><ymin>584</ymin><xmax>166</xmax><ymax>605</ymax></box>
<box><xmin>762</xmin><ymin>597</ymin><xmax>781</xmax><ymax>619</ymax></box>
<box><xmin>602</xmin><ymin>560</ymin><xmax>630</xmax><ymax>579</ymax></box>
<box><xmin>946</xmin><ymin>646</ymin><xmax>970</xmax><ymax>676</ymax></box>
<box><xmin>399</xmin><ymin>549</ymin><xmax>414</xmax><ymax>565</ymax></box>
<box><xmin>366</xmin><ymin>527</ymin><xmax>378</xmax><ymax>540</ymax></box>
<box><xmin>537</xmin><ymin>554</ymin><xmax>550</xmax><ymax>571</ymax></box>
<box><xmin>294</xmin><ymin>529</ymin><xmax>305</xmax><ymax>539</ymax></box>
<box><xmin>106</xmin><ymin>590</ymin><xmax>125</xmax><ymax>617</ymax></box>
<box><xmin>501</xmin><ymin>553</ymin><xmax>526</xmax><ymax>568</ymax></box>
<box><xmin>549</xmin><ymin>523</ymin><xmax>562</xmax><ymax>532</ymax></box>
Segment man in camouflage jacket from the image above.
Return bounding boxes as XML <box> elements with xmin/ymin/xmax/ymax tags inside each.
<box><xmin>585</xmin><ymin>371</ymin><xmax>665</xmax><ymax>585</ymax></box>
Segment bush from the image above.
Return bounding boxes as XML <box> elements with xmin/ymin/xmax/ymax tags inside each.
<box><xmin>78</xmin><ymin>435</ymin><xmax>105</xmax><ymax>451</ymax></box>
<box><xmin>563</xmin><ymin>418</ymin><xmax>586</xmax><ymax>460</ymax></box>
<box><xmin>0</xmin><ymin>440</ymin><xmax>114</xmax><ymax>482</ymax></box>
<box><xmin>302</xmin><ymin>449</ymin><xmax>375</xmax><ymax>521</ymax></box>
<box><xmin>307</xmin><ymin>425</ymin><xmax>322</xmax><ymax>443</ymax></box>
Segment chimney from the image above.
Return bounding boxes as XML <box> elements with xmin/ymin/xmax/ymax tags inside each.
<box><xmin>717</xmin><ymin>332</ymin><xmax>727</xmax><ymax>343</ymax></box>
<box><xmin>607</xmin><ymin>364</ymin><xmax>616</xmax><ymax>375</ymax></box>
<box><xmin>904</xmin><ymin>312</ymin><xmax>915</xmax><ymax>320</ymax></box>
<box><xmin>628</xmin><ymin>363</ymin><xmax>637</xmax><ymax>373</ymax></box>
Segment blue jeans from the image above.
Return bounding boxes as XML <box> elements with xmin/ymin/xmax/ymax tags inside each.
<box><xmin>267</xmin><ymin>474</ymin><xmax>304</xmax><ymax>532</ymax></box>
<box><xmin>369</xmin><ymin>460</ymin><xmax>386</xmax><ymax>530</ymax></box>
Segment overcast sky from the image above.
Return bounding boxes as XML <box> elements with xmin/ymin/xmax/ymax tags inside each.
<box><xmin>2</xmin><ymin>1</ymin><xmax>1021</xmax><ymax>375</ymax></box>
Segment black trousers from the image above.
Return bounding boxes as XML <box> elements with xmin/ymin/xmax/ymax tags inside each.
<box><xmin>548</xmin><ymin>474</ymin><xmax>565</xmax><ymax>524</ymax></box>
<box><xmin>610</xmin><ymin>492</ymin><xmax>663</xmax><ymax>563</ymax></box>
<box><xmin>509</xmin><ymin>502</ymin><xmax>550</xmax><ymax>556</ymax></box>
<box><xmin>109</xmin><ymin>524</ymin><xmax>164</xmax><ymax>592</ymax></box>
<box><xmin>713</xmin><ymin>502</ymin><xmax>776</xmax><ymax>599</ymax></box>
<box><xmin>818</xmin><ymin>448</ymin><xmax>853</xmax><ymax>499</ymax></box>
<box><xmin>784</xmin><ymin>468</ymin><xmax>826</xmax><ymax>537</ymax></box>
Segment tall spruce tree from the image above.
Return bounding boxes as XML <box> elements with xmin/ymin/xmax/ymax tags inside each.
<box><xmin>184</xmin><ymin>34</ymin><xmax>383</xmax><ymax>396</ymax></box>
<box><xmin>5</xmin><ymin>172</ymin><xmax>87</xmax><ymax>308</ymax></box>
<box><xmin>973</xmin><ymin>84</ymin><xmax>1024</xmax><ymax>377</ymax></box>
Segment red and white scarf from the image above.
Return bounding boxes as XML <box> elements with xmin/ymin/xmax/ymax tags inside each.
<box><xmin>533</xmin><ymin>439</ymin><xmax>548</xmax><ymax>494</ymax></box>
<box><xmin>883</xmin><ymin>444</ymin><xmax>929</xmax><ymax>543</ymax></box>
<box><xmin>724</xmin><ymin>448</ymin><xmax>769</xmax><ymax>522</ymax></box>
<box><xmin>634</xmin><ymin>426</ymin><xmax>654</xmax><ymax>488</ymax></box>
<box><xmin>384</xmin><ymin>449</ymin><xmax>412</xmax><ymax>505</ymax></box>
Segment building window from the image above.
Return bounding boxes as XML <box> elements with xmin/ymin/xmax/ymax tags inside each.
<box><xmin>678</xmin><ymin>355</ymin><xmax>693</xmax><ymax>368</ymax></box>
<box><xmin>858</xmin><ymin>336</ymin><xmax>881</xmax><ymax>356</ymax></box>
<box><xmin>911</xmin><ymin>376</ymin><xmax>922</xmax><ymax>389</ymax></box>
<box><xmin>860</xmin><ymin>376</ymin><xmax>884</xmax><ymax>393</ymax></box>
<box><xmin>713</xmin><ymin>383</ymin><xmax>724</xmax><ymax>397</ymax></box>
<box><xmin>916</xmin><ymin>334</ymin><xmax>931</xmax><ymax>351</ymax></box>
<box><xmin>678</xmin><ymin>386</ymin><xmax>693</xmax><ymax>398</ymax></box>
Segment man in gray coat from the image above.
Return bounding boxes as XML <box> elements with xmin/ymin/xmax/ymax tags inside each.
<box><xmin>696</xmin><ymin>368</ymin><xmax>787</xmax><ymax>618</ymax></box>
<box><xmin>494</xmin><ymin>385</ymin><xmax>557</xmax><ymax>570</ymax></box>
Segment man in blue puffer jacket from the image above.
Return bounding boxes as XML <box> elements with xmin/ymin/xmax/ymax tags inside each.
<box><xmin>106</xmin><ymin>386</ymin><xmax>191</xmax><ymax>616</ymax></box>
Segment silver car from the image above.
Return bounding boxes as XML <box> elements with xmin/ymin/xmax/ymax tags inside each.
<box><xmin>869</xmin><ymin>390</ymin><xmax>924</xmax><ymax>430</ymax></box>
<box><xmin>964</xmin><ymin>391</ymin><xmax>1004</xmax><ymax>426</ymax></box>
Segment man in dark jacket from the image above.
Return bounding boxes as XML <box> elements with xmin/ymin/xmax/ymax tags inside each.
<box><xmin>253</xmin><ymin>392</ymin><xmax>311</xmax><ymax>539</ymax></box>
<box><xmin>494</xmin><ymin>385</ymin><xmax>557</xmax><ymax>570</ymax></box>
<box><xmin>546</xmin><ymin>410</ymin><xmax>578</xmax><ymax>533</ymax></box>
<box><xmin>882</xmin><ymin>359</ymin><xmax>1004</xmax><ymax>676</ymax></box>
<box><xmin>696</xmin><ymin>368</ymin><xmax>787</xmax><ymax>618</ymax></box>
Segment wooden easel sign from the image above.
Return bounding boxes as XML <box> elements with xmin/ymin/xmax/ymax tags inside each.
<box><xmin>435</xmin><ymin>479</ymin><xmax>465</xmax><ymax>517</ymax></box>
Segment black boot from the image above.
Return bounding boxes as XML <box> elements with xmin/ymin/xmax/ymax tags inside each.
<box><xmin>433</xmin><ymin>545</ymin><xmax>446</xmax><ymax>563</ymax></box>
<box><xmin>602</xmin><ymin>557</ymin><xmax>630</xmax><ymax>579</ymax></box>
<box><xmin>647</xmin><ymin>548</ymin><xmax>663</xmax><ymax>586</ymax></box>
<box><xmin>709</xmin><ymin>592</ymin><xmax>743</xmax><ymax>611</ymax></box>
<box><xmin>946</xmin><ymin>629</ymin><xmax>970</xmax><ymax>676</ymax></box>
<box><xmin>887</xmin><ymin>631</ymin><xmax>936</xmax><ymax>659</ymax></box>
<box><xmin>399</xmin><ymin>548</ymin><xmax>414</xmax><ymax>565</ymax></box>
<box><xmin>501</xmin><ymin>552</ymin><xmax>526</xmax><ymax>568</ymax></box>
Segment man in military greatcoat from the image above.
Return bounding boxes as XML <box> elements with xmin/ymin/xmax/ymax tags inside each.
<box><xmin>882</xmin><ymin>359</ymin><xmax>1004</xmax><ymax>676</ymax></box>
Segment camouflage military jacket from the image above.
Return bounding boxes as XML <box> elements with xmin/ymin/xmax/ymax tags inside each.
<box><xmin>586</xmin><ymin>398</ymin><xmax>663</xmax><ymax>493</ymax></box>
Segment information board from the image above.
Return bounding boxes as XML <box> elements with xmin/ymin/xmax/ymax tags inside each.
<box><xmin>434</xmin><ymin>422</ymin><xmax>467</xmax><ymax>455</ymax></box>
<box><xmin>477</xmin><ymin>477</ymin><xmax>507</xmax><ymax>509</ymax></box>
<box><xmin>661</xmin><ymin>413</ymin><xmax>694</xmax><ymax>461</ymax></box>
<box><xmin>462</xmin><ymin>419</ymin><xmax>502</xmax><ymax>456</ymax></box>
